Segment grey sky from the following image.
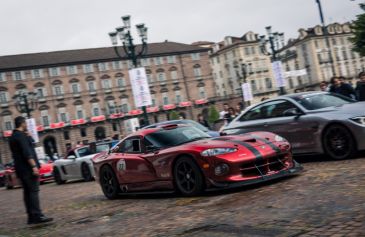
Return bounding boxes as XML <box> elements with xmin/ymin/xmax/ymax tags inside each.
<box><xmin>0</xmin><ymin>0</ymin><xmax>362</xmax><ymax>56</ymax></box>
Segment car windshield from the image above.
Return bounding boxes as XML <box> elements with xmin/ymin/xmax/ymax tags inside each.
<box><xmin>182</xmin><ymin>120</ymin><xmax>209</xmax><ymax>132</ymax></box>
<box><xmin>96</xmin><ymin>144</ymin><xmax>110</xmax><ymax>152</ymax></box>
<box><xmin>145</xmin><ymin>126</ymin><xmax>211</xmax><ymax>148</ymax></box>
<box><xmin>292</xmin><ymin>93</ymin><xmax>355</xmax><ymax>110</ymax></box>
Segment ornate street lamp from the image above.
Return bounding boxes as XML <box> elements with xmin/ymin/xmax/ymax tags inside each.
<box><xmin>13</xmin><ymin>91</ymin><xmax>38</xmax><ymax>118</ymax></box>
<box><xmin>234</xmin><ymin>60</ymin><xmax>252</xmax><ymax>108</ymax></box>
<box><xmin>108</xmin><ymin>15</ymin><xmax>149</xmax><ymax>125</ymax></box>
<box><xmin>259</xmin><ymin>26</ymin><xmax>286</xmax><ymax>95</ymax></box>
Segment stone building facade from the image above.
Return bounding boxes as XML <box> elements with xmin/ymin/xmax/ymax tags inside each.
<box><xmin>209</xmin><ymin>31</ymin><xmax>279</xmax><ymax>105</ymax></box>
<box><xmin>0</xmin><ymin>41</ymin><xmax>215</xmax><ymax>164</ymax></box>
<box><xmin>278</xmin><ymin>22</ymin><xmax>365</xmax><ymax>92</ymax></box>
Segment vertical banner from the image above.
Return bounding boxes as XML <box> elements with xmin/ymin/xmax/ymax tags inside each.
<box><xmin>128</xmin><ymin>67</ymin><xmax>152</xmax><ymax>108</ymax></box>
<box><xmin>241</xmin><ymin>83</ymin><xmax>253</xmax><ymax>102</ymax></box>
<box><xmin>26</xmin><ymin>118</ymin><xmax>39</xmax><ymax>143</ymax></box>
<box><xmin>272</xmin><ymin>61</ymin><xmax>286</xmax><ymax>87</ymax></box>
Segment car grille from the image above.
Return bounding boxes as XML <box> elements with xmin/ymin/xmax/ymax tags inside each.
<box><xmin>240</xmin><ymin>155</ymin><xmax>290</xmax><ymax>178</ymax></box>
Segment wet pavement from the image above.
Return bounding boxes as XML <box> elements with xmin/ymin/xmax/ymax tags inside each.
<box><xmin>0</xmin><ymin>156</ymin><xmax>364</xmax><ymax>237</ymax></box>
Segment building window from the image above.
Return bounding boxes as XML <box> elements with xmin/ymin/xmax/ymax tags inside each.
<box><xmin>162</xmin><ymin>92</ymin><xmax>169</xmax><ymax>105</ymax></box>
<box><xmin>147</xmin><ymin>74</ymin><xmax>153</xmax><ymax>83</ymax></box>
<box><xmin>71</xmin><ymin>83</ymin><xmax>80</xmax><ymax>93</ymax></box>
<box><xmin>76</xmin><ymin>105</ymin><xmax>84</xmax><ymax>119</ymax></box>
<box><xmin>265</xmin><ymin>78</ymin><xmax>272</xmax><ymax>89</ymax></box>
<box><xmin>191</xmin><ymin>53</ymin><xmax>200</xmax><ymax>60</ymax></box>
<box><xmin>32</xmin><ymin>69</ymin><xmax>43</xmax><ymax>79</ymax></box>
<box><xmin>289</xmin><ymin>78</ymin><xmax>294</xmax><ymax>89</ymax></box>
<box><xmin>0</xmin><ymin>92</ymin><xmax>9</xmax><ymax>104</ymax></box>
<box><xmin>251</xmin><ymin>80</ymin><xmax>257</xmax><ymax>91</ymax></box>
<box><xmin>58</xmin><ymin>108</ymin><xmax>68</xmax><ymax>122</ymax></box>
<box><xmin>141</xmin><ymin>58</ymin><xmax>150</xmax><ymax>66</ymax></box>
<box><xmin>53</xmin><ymin>85</ymin><xmax>64</xmax><ymax>96</ymax></box>
<box><xmin>66</xmin><ymin>65</ymin><xmax>78</xmax><ymax>75</ymax></box>
<box><xmin>63</xmin><ymin>131</ymin><xmax>70</xmax><ymax>140</ymax></box>
<box><xmin>107</xmin><ymin>100</ymin><xmax>116</xmax><ymax>114</ymax></box>
<box><xmin>121</xmin><ymin>98</ymin><xmax>129</xmax><ymax>113</ymax></box>
<box><xmin>0</xmin><ymin>73</ymin><xmax>5</xmax><ymax>82</ymax></box>
<box><xmin>170</xmin><ymin>71</ymin><xmax>178</xmax><ymax>80</ymax></box>
<box><xmin>4</xmin><ymin>116</ymin><xmax>13</xmax><ymax>130</ymax></box>
<box><xmin>13</xmin><ymin>71</ymin><xmax>24</xmax><ymax>81</ymax></box>
<box><xmin>83</xmin><ymin>64</ymin><xmax>94</xmax><ymax>73</ymax></box>
<box><xmin>199</xmin><ymin>87</ymin><xmax>205</xmax><ymax>99</ymax></box>
<box><xmin>49</xmin><ymin>67</ymin><xmax>60</xmax><ymax>77</ymax></box>
<box><xmin>154</xmin><ymin>57</ymin><xmax>163</xmax><ymax>65</ymax></box>
<box><xmin>36</xmin><ymin>88</ymin><xmax>46</xmax><ymax>98</ymax></box>
<box><xmin>167</xmin><ymin>56</ymin><xmax>176</xmax><ymax>64</ymax></box>
<box><xmin>151</xmin><ymin>94</ymin><xmax>156</xmax><ymax>106</ymax></box>
<box><xmin>117</xmin><ymin>77</ymin><xmax>125</xmax><ymax>87</ymax></box>
<box><xmin>102</xmin><ymin>79</ymin><xmax>112</xmax><ymax>89</ymax></box>
<box><xmin>175</xmin><ymin>91</ymin><xmax>182</xmax><ymax>103</ymax></box>
<box><xmin>80</xmin><ymin>128</ymin><xmax>87</xmax><ymax>137</ymax></box>
<box><xmin>158</xmin><ymin>72</ymin><xmax>166</xmax><ymax>81</ymax></box>
<box><xmin>98</xmin><ymin>63</ymin><xmax>109</xmax><ymax>72</ymax></box>
<box><xmin>112</xmin><ymin>61</ymin><xmax>122</xmax><ymax>70</ymax></box>
<box><xmin>87</xmin><ymin>81</ymin><xmax>96</xmax><ymax>92</ymax></box>
<box><xmin>41</xmin><ymin>110</ymin><xmax>50</xmax><ymax>127</ymax></box>
<box><xmin>244</xmin><ymin>47</ymin><xmax>250</xmax><ymax>55</ymax></box>
<box><xmin>193</xmin><ymin>67</ymin><xmax>202</xmax><ymax>77</ymax></box>
<box><xmin>112</xmin><ymin>123</ymin><xmax>118</xmax><ymax>131</ymax></box>
<box><xmin>92</xmin><ymin>103</ymin><xmax>100</xmax><ymax>116</ymax></box>
<box><xmin>251</xmin><ymin>47</ymin><xmax>256</xmax><ymax>55</ymax></box>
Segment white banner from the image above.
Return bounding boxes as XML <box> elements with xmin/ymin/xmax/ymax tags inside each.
<box><xmin>241</xmin><ymin>83</ymin><xmax>253</xmax><ymax>102</ymax></box>
<box><xmin>284</xmin><ymin>69</ymin><xmax>307</xmax><ymax>78</ymax></box>
<box><xmin>35</xmin><ymin>146</ymin><xmax>46</xmax><ymax>159</ymax></box>
<box><xmin>272</xmin><ymin>61</ymin><xmax>286</xmax><ymax>87</ymax></box>
<box><xmin>26</xmin><ymin>118</ymin><xmax>39</xmax><ymax>143</ymax></box>
<box><xmin>129</xmin><ymin>67</ymin><xmax>152</xmax><ymax>108</ymax></box>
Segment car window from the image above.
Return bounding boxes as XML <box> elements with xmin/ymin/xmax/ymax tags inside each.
<box><xmin>239</xmin><ymin>100</ymin><xmax>298</xmax><ymax>121</ymax></box>
<box><xmin>117</xmin><ymin>137</ymin><xmax>142</xmax><ymax>153</ymax></box>
<box><xmin>292</xmin><ymin>93</ymin><xmax>354</xmax><ymax>110</ymax></box>
<box><xmin>96</xmin><ymin>144</ymin><xmax>110</xmax><ymax>153</ymax></box>
<box><xmin>77</xmin><ymin>147</ymin><xmax>92</xmax><ymax>157</ymax></box>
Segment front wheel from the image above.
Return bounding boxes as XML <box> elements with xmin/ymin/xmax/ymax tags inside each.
<box><xmin>81</xmin><ymin>163</ymin><xmax>93</xmax><ymax>182</ymax></box>
<box><xmin>323</xmin><ymin>124</ymin><xmax>356</xmax><ymax>160</ymax></box>
<box><xmin>100</xmin><ymin>165</ymin><xmax>120</xmax><ymax>200</ymax></box>
<box><xmin>173</xmin><ymin>157</ymin><xmax>204</xmax><ymax>196</ymax></box>
<box><xmin>53</xmin><ymin>168</ymin><xmax>65</xmax><ymax>185</ymax></box>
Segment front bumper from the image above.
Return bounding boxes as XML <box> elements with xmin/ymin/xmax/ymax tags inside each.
<box><xmin>207</xmin><ymin>160</ymin><xmax>303</xmax><ymax>190</ymax></box>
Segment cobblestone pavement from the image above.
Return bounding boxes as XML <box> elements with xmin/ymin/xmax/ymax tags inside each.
<box><xmin>0</xmin><ymin>156</ymin><xmax>364</xmax><ymax>237</ymax></box>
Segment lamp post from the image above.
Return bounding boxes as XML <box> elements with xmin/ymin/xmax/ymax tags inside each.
<box><xmin>234</xmin><ymin>60</ymin><xmax>251</xmax><ymax>108</ymax></box>
<box><xmin>315</xmin><ymin>0</ymin><xmax>336</xmax><ymax>77</ymax></box>
<box><xmin>13</xmin><ymin>91</ymin><xmax>38</xmax><ymax>118</ymax></box>
<box><xmin>259</xmin><ymin>26</ymin><xmax>286</xmax><ymax>95</ymax></box>
<box><xmin>108</xmin><ymin>15</ymin><xmax>149</xmax><ymax>126</ymax></box>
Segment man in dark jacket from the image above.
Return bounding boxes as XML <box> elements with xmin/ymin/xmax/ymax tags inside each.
<box><xmin>329</xmin><ymin>77</ymin><xmax>356</xmax><ymax>99</ymax></box>
<box><xmin>355</xmin><ymin>72</ymin><xmax>365</xmax><ymax>101</ymax></box>
<box><xmin>9</xmin><ymin>116</ymin><xmax>53</xmax><ymax>225</ymax></box>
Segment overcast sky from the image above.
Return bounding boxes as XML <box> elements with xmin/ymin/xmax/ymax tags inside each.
<box><xmin>0</xmin><ymin>0</ymin><xmax>362</xmax><ymax>56</ymax></box>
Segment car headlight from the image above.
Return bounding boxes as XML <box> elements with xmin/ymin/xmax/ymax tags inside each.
<box><xmin>274</xmin><ymin>135</ymin><xmax>286</xmax><ymax>142</ymax></box>
<box><xmin>351</xmin><ymin>117</ymin><xmax>365</xmax><ymax>125</ymax></box>
<box><xmin>201</xmin><ymin>148</ymin><xmax>237</xmax><ymax>157</ymax></box>
<box><xmin>223</xmin><ymin>129</ymin><xmax>241</xmax><ymax>135</ymax></box>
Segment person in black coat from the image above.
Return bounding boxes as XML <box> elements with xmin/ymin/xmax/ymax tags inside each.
<box><xmin>355</xmin><ymin>72</ymin><xmax>365</xmax><ymax>101</ymax></box>
<box><xmin>8</xmin><ymin>116</ymin><xmax>53</xmax><ymax>225</ymax></box>
<box><xmin>329</xmin><ymin>77</ymin><xmax>356</xmax><ymax>99</ymax></box>
<box><xmin>197</xmin><ymin>114</ymin><xmax>210</xmax><ymax>129</ymax></box>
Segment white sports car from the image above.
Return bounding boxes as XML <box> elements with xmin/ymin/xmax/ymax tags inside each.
<box><xmin>53</xmin><ymin>142</ymin><xmax>112</xmax><ymax>184</ymax></box>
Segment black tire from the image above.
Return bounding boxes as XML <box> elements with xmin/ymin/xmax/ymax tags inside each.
<box><xmin>173</xmin><ymin>156</ymin><xmax>204</xmax><ymax>196</ymax></box>
<box><xmin>323</xmin><ymin>124</ymin><xmax>356</xmax><ymax>160</ymax></box>
<box><xmin>53</xmin><ymin>168</ymin><xmax>65</xmax><ymax>185</ymax></box>
<box><xmin>81</xmin><ymin>163</ymin><xmax>93</xmax><ymax>182</ymax></box>
<box><xmin>100</xmin><ymin>165</ymin><xmax>120</xmax><ymax>200</ymax></box>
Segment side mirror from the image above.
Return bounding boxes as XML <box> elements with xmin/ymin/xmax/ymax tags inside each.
<box><xmin>283</xmin><ymin>108</ymin><xmax>303</xmax><ymax>117</ymax></box>
<box><xmin>68</xmin><ymin>155</ymin><xmax>76</xmax><ymax>160</ymax></box>
<box><xmin>146</xmin><ymin>145</ymin><xmax>158</xmax><ymax>153</ymax></box>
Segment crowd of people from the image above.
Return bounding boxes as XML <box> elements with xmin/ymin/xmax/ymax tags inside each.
<box><xmin>319</xmin><ymin>72</ymin><xmax>365</xmax><ymax>101</ymax></box>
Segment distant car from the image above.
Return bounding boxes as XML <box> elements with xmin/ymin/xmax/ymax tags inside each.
<box><xmin>53</xmin><ymin>141</ymin><xmax>113</xmax><ymax>184</ymax></box>
<box><xmin>4</xmin><ymin>159</ymin><xmax>54</xmax><ymax>189</ymax></box>
<box><xmin>143</xmin><ymin>119</ymin><xmax>220</xmax><ymax>137</ymax></box>
<box><xmin>93</xmin><ymin>124</ymin><xmax>302</xmax><ymax>199</ymax></box>
<box><xmin>223</xmin><ymin>92</ymin><xmax>365</xmax><ymax>160</ymax></box>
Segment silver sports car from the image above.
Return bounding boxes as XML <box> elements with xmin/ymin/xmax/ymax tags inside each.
<box><xmin>222</xmin><ymin>92</ymin><xmax>365</xmax><ymax>160</ymax></box>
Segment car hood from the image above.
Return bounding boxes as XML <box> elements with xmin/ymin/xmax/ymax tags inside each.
<box><xmin>330</xmin><ymin>102</ymin><xmax>365</xmax><ymax>116</ymax></box>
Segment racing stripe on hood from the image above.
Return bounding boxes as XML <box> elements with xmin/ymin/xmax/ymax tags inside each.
<box><xmin>212</xmin><ymin>137</ymin><xmax>263</xmax><ymax>161</ymax></box>
<box><xmin>249</xmin><ymin>135</ymin><xmax>281</xmax><ymax>155</ymax></box>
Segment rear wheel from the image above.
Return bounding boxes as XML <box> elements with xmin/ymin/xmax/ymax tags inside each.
<box><xmin>100</xmin><ymin>165</ymin><xmax>120</xmax><ymax>200</ymax></box>
<box><xmin>53</xmin><ymin>168</ymin><xmax>65</xmax><ymax>185</ymax></box>
<box><xmin>173</xmin><ymin>157</ymin><xmax>204</xmax><ymax>196</ymax></box>
<box><xmin>81</xmin><ymin>163</ymin><xmax>93</xmax><ymax>182</ymax></box>
<box><xmin>323</xmin><ymin>124</ymin><xmax>356</xmax><ymax>160</ymax></box>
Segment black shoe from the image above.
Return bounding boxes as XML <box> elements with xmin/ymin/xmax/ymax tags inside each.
<box><xmin>28</xmin><ymin>215</ymin><xmax>53</xmax><ymax>225</ymax></box>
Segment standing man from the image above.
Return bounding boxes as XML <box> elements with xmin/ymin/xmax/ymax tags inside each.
<box><xmin>355</xmin><ymin>72</ymin><xmax>365</xmax><ymax>101</ymax></box>
<box><xmin>9</xmin><ymin>116</ymin><xmax>53</xmax><ymax>225</ymax></box>
<box><xmin>329</xmin><ymin>77</ymin><xmax>356</xmax><ymax>99</ymax></box>
<box><xmin>219</xmin><ymin>103</ymin><xmax>229</xmax><ymax>119</ymax></box>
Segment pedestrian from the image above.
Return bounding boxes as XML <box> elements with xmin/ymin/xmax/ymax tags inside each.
<box><xmin>319</xmin><ymin>81</ymin><xmax>329</xmax><ymax>92</ymax></box>
<box><xmin>8</xmin><ymin>116</ymin><xmax>53</xmax><ymax>225</ymax></box>
<box><xmin>111</xmin><ymin>134</ymin><xmax>119</xmax><ymax>147</ymax></box>
<box><xmin>355</xmin><ymin>72</ymin><xmax>365</xmax><ymax>101</ymax></box>
<box><xmin>197</xmin><ymin>114</ymin><xmax>210</xmax><ymax>129</ymax></box>
<box><xmin>329</xmin><ymin>76</ymin><xmax>356</xmax><ymax>99</ymax></box>
<box><xmin>235</xmin><ymin>103</ymin><xmax>243</xmax><ymax>114</ymax></box>
<box><xmin>219</xmin><ymin>103</ymin><xmax>229</xmax><ymax>119</ymax></box>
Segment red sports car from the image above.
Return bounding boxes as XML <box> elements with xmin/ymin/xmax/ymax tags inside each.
<box><xmin>4</xmin><ymin>159</ymin><xmax>54</xmax><ymax>189</ymax></box>
<box><xmin>93</xmin><ymin>124</ymin><xmax>302</xmax><ymax>199</ymax></box>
